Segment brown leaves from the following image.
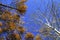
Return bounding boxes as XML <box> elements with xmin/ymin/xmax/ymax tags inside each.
<box><xmin>8</xmin><ymin>15</ymin><xmax>14</xmax><ymax>21</ymax></box>
<box><xmin>0</xmin><ymin>0</ymin><xmax>28</xmax><ymax>40</ymax></box>
<box><xmin>35</xmin><ymin>35</ymin><xmax>42</xmax><ymax>40</ymax></box>
<box><xmin>17</xmin><ymin>4</ymin><xmax>27</xmax><ymax>14</ymax></box>
<box><xmin>25</xmin><ymin>32</ymin><xmax>34</xmax><ymax>40</ymax></box>
<box><xmin>1</xmin><ymin>11</ymin><xmax>12</xmax><ymax>20</ymax></box>
<box><xmin>8</xmin><ymin>22</ymin><xmax>16</xmax><ymax>30</ymax></box>
<box><xmin>0</xmin><ymin>28</ymin><xmax>3</xmax><ymax>34</ymax></box>
<box><xmin>13</xmin><ymin>14</ymin><xmax>20</xmax><ymax>22</ymax></box>
<box><xmin>6</xmin><ymin>33</ymin><xmax>21</xmax><ymax>40</ymax></box>
<box><xmin>17</xmin><ymin>0</ymin><xmax>27</xmax><ymax>15</ymax></box>
<box><xmin>17</xmin><ymin>26</ymin><xmax>25</xmax><ymax>34</ymax></box>
<box><xmin>20</xmin><ymin>0</ymin><xmax>27</xmax><ymax>3</ymax></box>
<box><xmin>14</xmin><ymin>33</ymin><xmax>21</xmax><ymax>40</ymax></box>
<box><xmin>0</xmin><ymin>22</ymin><xmax>3</xmax><ymax>26</ymax></box>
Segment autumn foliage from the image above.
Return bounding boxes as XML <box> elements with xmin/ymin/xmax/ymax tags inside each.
<box><xmin>0</xmin><ymin>0</ymin><xmax>43</xmax><ymax>40</ymax></box>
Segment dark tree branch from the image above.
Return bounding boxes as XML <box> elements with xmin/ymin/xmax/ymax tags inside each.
<box><xmin>0</xmin><ymin>3</ymin><xmax>19</xmax><ymax>11</ymax></box>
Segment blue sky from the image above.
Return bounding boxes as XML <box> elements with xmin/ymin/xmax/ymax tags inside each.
<box><xmin>0</xmin><ymin>0</ymin><xmax>60</xmax><ymax>40</ymax></box>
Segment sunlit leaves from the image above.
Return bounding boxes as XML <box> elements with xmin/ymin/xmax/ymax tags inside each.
<box><xmin>25</xmin><ymin>32</ymin><xmax>34</xmax><ymax>40</ymax></box>
<box><xmin>16</xmin><ymin>26</ymin><xmax>25</xmax><ymax>34</ymax></box>
<box><xmin>16</xmin><ymin>0</ymin><xmax>27</xmax><ymax>15</ymax></box>
<box><xmin>20</xmin><ymin>0</ymin><xmax>27</xmax><ymax>3</ymax></box>
<box><xmin>35</xmin><ymin>35</ymin><xmax>42</xmax><ymax>40</ymax></box>
<box><xmin>1</xmin><ymin>11</ymin><xmax>12</xmax><ymax>21</ymax></box>
<box><xmin>17</xmin><ymin>4</ymin><xmax>27</xmax><ymax>15</ymax></box>
<box><xmin>13</xmin><ymin>14</ymin><xmax>20</xmax><ymax>22</ymax></box>
<box><xmin>8</xmin><ymin>22</ymin><xmax>16</xmax><ymax>30</ymax></box>
<box><xmin>13</xmin><ymin>33</ymin><xmax>21</xmax><ymax>40</ymax></box>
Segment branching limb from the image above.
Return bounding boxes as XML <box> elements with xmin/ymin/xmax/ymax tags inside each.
<box><xmin>0</xmin><ymin>3</ymin><xmax>19</xmax><ymax>11</ymax></box>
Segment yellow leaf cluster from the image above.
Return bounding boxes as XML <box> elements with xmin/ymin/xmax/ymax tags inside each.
<box><xmin>13</xmin><ymin>14</ymin><xmax>20</xmax><ymax>21</ymax></box>
<box><xmin>35</xmin><ymin>35</ymin><xmax>42</xmax><ymax>40</ymax></box>
<box><xmin>20</xmin><ymin>0</ymin><xmax>27</xmax><ymax>3</ymax></box>
<box><xmin>17</xmin><ymin>26</ymin><xmax>25</xmax><ymax>34</ymax></box>
<box><xmin>18</xmin><ymin>4</ymin><xmax>27</xmax><ymax>14</ymax></box>
<box><xmin>25</xmin><ymin>32</ymin><xmax>34</xmax><ymax>39</ymax></box>
<box><xmin>14</xmin><ymin>33</ymin><xmax>21</xmax><ymax>40</ymax></box>
<box><xmin>9</xmin><ymin>22</ymin><xmax>16</xmax><ymax>30</ymax></box>
<box><xmin>17</xmin><ymin>0</ymin><xmax>27</xmax><ymax>15</ymax></box>
<box><xmin>1</xmin><ymin>11</ymin><xmax>12</xmax><ymax>20</ymax></box>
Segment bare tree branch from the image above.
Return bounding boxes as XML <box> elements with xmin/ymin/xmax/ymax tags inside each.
<box><xmin>0</xmin><ymin>3</ymin><xmax>19</xmax><ymax>11</ymax></box>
